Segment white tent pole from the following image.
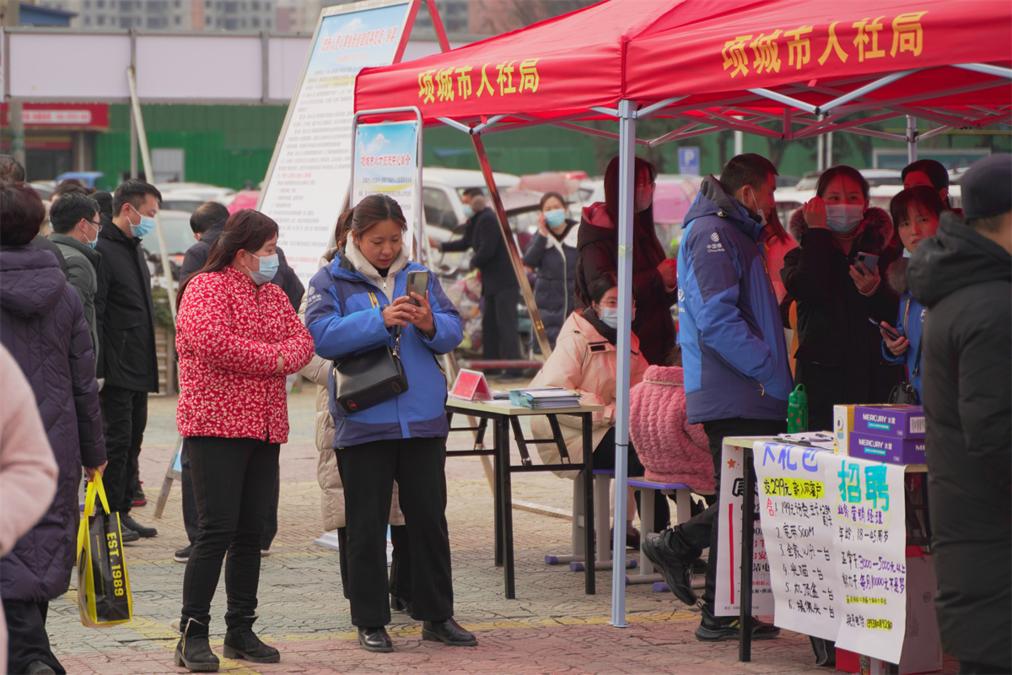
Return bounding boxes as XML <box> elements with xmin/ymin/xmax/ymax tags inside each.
<box><xmin>906</xmin><ymin>115</ymin><xmax>918</xmax><ymax>163</ymax></box>
<box><xmin>610</xmin><ymin>98</ymin><xmax>637</xmax><ymax>628</ymax></box>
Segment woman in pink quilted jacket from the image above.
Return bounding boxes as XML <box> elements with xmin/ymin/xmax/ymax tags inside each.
<box><xmin>529</xmin><ymin>274</ymin><xmax>670</xmax><ymax>539</ymax></box>
<box><xmin>173</xmin><ymin>209</ymin><xmax>314</xmax><ymax>672</ymax></box>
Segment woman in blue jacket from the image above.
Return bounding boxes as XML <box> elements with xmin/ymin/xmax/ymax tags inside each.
<box><xmin>880</xmin><ymin>186</ymin><xmax>944</xmax><ymax>401</ymax></box>
<box><xmin>305</xmin><ymin>195</ymin><xmax>474</xmax><ymax>654</ymax></box>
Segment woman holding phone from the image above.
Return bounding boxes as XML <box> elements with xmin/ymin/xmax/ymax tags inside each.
<box><xmin>305</xmin><ymin>194</ymin><xmax>473</xmax><ymax>654</ymax></box>
<box><xmin>782</xmin><ymin>165</ymin><xmax>901</xmax><ymax>431</ymax></box>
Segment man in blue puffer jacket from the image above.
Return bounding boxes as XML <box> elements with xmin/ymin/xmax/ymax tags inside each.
<box><xmin>642</xmin><ymin>154</ymin><xmax>792</xmax><ymax>642</ymax></box>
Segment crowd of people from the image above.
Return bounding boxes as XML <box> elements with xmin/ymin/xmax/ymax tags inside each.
<box><xmin>0</xmin><ymin>148</ymin><xmax>1008</xmax><ymax>674</ymax></box>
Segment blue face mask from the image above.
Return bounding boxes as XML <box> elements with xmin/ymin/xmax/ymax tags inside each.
<box><xmin>129</xmin><ymin>205</ymin><xmax>156</xmax><ymax>239</ymax></box>
<box><xmin>85</xmin><ymin>220</ymin><xmax>100</xmax><ymax>249</ymax></box>
<box><xmin>462</xmin><ymin>204</ymin><xmax>474</xmax><ymax>219</ymax></box>
<box><xmin>545</xmin><ymin>208</ymin><xmax>566</xmax><ymax>228</ymax></box>
<box><xmin>250</xmin><ymin>253</ymin><xmax>279</xmax><ymax>285</ymax></box>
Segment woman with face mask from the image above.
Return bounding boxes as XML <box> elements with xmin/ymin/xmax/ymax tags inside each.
<box><xmin>782</xmin><ymin>165</ymin><xmax>902</xmax><ymax>431</ymax></box>
<box><xmin>306</xmin><ymin>195</ymin><xmax>473</xmax><ymax>654</ymax></box>
<box><xmin>173</xmin><ymin>209</ymin><xmax>315</xmax><ymax>672</ymax></box>
<box><xmin>528</xmin><ymin>274</ymin><xmax>670</xmax><ymax>544</ymax></box>
<box><xmin>522</xmin><ymin>191</ymin><xmax>579</xmax><ymax>348</ymax></box>
<box><xmin>575</xmin><ymin>156</ymin><xmax>678</xmax><ymax>365</ymax></box>
<box><xmin>878</xmin><ymin>186</ymin><xmax>944</xmax><ymax>401</ymax></box>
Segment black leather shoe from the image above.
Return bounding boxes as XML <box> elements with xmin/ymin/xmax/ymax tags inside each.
<box><xmin>121</xmin><ymin>513</ymin><xmax>157</xmax><ymax>538</ymax></box>
<box><xmin>641</xmin><ymin>531</ymin><xmax>697</xmax><ymax>606</ymax></box>
<box><xmin>357</xmin><ymin>626</ymin><xmax>393</xmax><ymax>653</ymax></box>
<box><xmin>24</xmin><ymin>662</ymin><xmax>56</xmax><ymax>674</ymax></box>
<box><xmin>174</xmin><ymin>618</ymin><xmax>220</xmax><ymax>672</ymax></box>
<box><xmin>120</xmin><ymin>525</ymin><xmax>140</xmax><ymax>543</ymax></box>
<box><xmin>390</xmin><ymin>595</ymin><xmax>411</xmax><ymax>613</ymax></box>
<box><xmin>223</xmin><ymin>627</ymin><xmax>280</xmax><ymax>663</ymax></box>
<box><xmin>422</xmin><ymin>618</ymin><xmax>477</xmax><ymax>647</ymax></box>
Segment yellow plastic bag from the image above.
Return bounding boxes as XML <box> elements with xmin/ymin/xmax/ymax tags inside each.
<box><xmin>76</xmin><ymin>474</ymin><xmax>133</xmax><ymax>627</ymax></box>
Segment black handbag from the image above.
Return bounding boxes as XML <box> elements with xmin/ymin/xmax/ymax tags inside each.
<box><xmin>332</xmin><ymin>292</ymin><xmax>408</xmax><ymax>413</ymax></box>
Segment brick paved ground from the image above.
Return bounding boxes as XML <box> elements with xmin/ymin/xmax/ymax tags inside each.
<box><xmin>48</xmin><ymin>386</ymin><xmax>826</xmax><ymax>674</ymax></box>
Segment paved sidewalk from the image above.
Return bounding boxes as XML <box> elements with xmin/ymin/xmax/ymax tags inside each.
<box><xmin>49</xmin><ymin>387</ymin><xmax>823</xmax><ymax>674</ymax></box>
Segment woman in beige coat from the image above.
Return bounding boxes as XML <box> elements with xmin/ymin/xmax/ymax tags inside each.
<box><xmin>299</xmin><ymin>214</ymin><xmax>411</xmax><ymax>610</ymax></box>
<box><xmin>528</xmin><ymin>274</ymin><xmax>670</xmax><ymax>536</ymax></box>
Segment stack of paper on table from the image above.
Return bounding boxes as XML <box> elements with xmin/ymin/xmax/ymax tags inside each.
<box><xmin>508</xmin><ymin>387</ymin><xmax>581</xmax><ymax>409</ymax></box>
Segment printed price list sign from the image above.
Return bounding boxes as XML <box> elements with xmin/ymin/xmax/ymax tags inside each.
<box><xmin>753</xmin><ymin>442</ymin><xmax>908</xmax><ymax>664</ymax></box>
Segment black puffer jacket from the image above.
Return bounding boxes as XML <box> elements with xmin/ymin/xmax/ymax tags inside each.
<box><xmin>907</xmin><ymin>213</ymin><xmax>1011</xmax><ymax>669</ymax></box>
<box><xmin>574</xmin><ymin>203</ymin><xmax>676</xmax><ymax>365</ymax></box>
<box><xmin>522</xmin><ymin>220</ymin><xmax>578</xmax><ymax>347</ymax></box>
<box><xmin>781</xmin><ymin>208</ymin><xmax>901</xmax><ymax>430</ymax></box>
<box><xmin>95</xmin><ymin>217</ymin><xmax>158</xmax><ymax>392</ymax></box>
<box><xmin>0</xmin><ymin>246</ymin><xmax>105</xmax><ymax>601</ymax></box>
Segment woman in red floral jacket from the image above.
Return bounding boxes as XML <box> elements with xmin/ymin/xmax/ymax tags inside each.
<box><xmin>173</xmin><ymin>209</ymin><xmax>314</xmax><ymax>672</ymax></box>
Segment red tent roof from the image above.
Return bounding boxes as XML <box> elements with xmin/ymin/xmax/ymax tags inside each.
<box><xmin>355</xmin><ymin>0</ymin><xmax>1012</xmax><ymax>135</ymax></box>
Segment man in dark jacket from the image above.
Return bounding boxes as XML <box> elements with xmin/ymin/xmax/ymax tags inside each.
<box><xmin>95</xmin><ymin>179</ymin><xmax>162</xmax><ymax>541</ymax></box>
<box><xmin>907</xmin><ymin>153</ymin><xmax>1011</xmax><ymax>674</ymax></box>
<box><xmin>440</xmin><ymin>188</ymin><xmax>520</xmax><ymax>362</ymax></box>
<box><xmin>49</xmin><ymin>192</ymin><xmax>104</xmax><ymax>360</ymax></box>
<box><xmin>642</xmin><ymin>154</ymin><xmax>789</xmax><ymax>642</ymax></box>
<box><xmin>180</xmin><ymin>201</ymin><xmax>304</xmax><ymax>309</ymax></box>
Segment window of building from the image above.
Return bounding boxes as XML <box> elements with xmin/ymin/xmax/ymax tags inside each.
<box><xmin>96</xmin><ymin>15</ymin><xmax>104</xmax><ymax>25</ymax></box>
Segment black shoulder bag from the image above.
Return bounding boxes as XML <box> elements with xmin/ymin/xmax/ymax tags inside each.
<box><xmin>888</xmin><ymin>298</ymin><xmax>921</xmax><ymax>405</ymax></box>
<box><xmin>332</xmin><ymin>292</ymin><xmax>408</xmax><ymax>413</ymax></box>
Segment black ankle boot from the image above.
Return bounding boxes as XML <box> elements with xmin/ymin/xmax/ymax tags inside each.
<box><xmin>223</xmin><ymin>627</ymin><xmax>281</xmax><ymax>664</ymax></box>
<box><xmin>174</xmin><ymin>618</ymin><xmax>219</xmax><ymax>672</ymax></box>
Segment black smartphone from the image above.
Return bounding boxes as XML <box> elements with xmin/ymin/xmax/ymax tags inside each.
<box><xmin>855</xmin><ymin>251</ymin><xmax>879</xmax><ymax>271</ymax></box>
<box><xmin>870</xmin><ymin>317</ymin><xmax>901</xmax><ymax>340</ymax></box>
<box><xmin>406</xmin><ymin>270</ymin><xmax>430</xmax><ymax>306</ymax></box>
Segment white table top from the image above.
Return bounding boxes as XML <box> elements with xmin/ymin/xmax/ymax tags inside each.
<box><xmin>446</xmin><ymin>396</ymin><xmax>603</xmax><ymax>417</ymax></box>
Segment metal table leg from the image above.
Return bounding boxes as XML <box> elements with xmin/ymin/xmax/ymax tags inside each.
<box><xmin>492</xmin><ymin>413</ymin><xmax>503</xmax><ymax>567</ymax></box>
<box><xmin>582</xmin><ymin>412</ymin><xmax>595</xmax><ymax>595</ymax></box>
<box><xmin>739</xmin><ymin>446</ymin><xmax>755</xmax><ymax>662</ymax></box>
<box><xmin>499</xmin><ymin>416</ymin><xmax>516</xmax><ymax>599</ymax></box>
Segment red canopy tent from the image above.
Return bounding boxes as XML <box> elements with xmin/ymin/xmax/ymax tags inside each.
<box><xmin>354</xmin><ymin>0</ymin><xmax>1012</xmax><ymax>634</ymax></box>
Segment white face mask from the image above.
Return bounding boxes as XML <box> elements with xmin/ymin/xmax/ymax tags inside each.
<box><xmin>825</xmin><ymin>204</ymin><xmax>865</xmax><ymax>233</ymax></box>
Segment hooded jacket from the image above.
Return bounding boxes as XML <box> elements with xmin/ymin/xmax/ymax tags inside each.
<box><xmin>0</xmin><ymin>245</ymin><xmax>106</xmax><ymax>602</ymax></box>
<box><xmin>782</xmin><ymin>206</ymin><xmax>901</xmax><ymax>428</ymax></box>
<box><xmin>881</xmin><ymin>258</ymin><xmax>926</xmax><ymax>399</ymax></box>
<box><xmin>522</xmin><ymin>220</ymin><xmax>579</xmax><ymax>347</ymax></box>
<box><xmin>95</xmin><ymin>218</ymin><xmax>158</xmax><ymax>392</ymax></box>
<box><xmin>676</xmin><ymin>177</ymin><xmax>792</xmax><ymax>424</ymax></box>
<box><xmin>180</xmin><ymin>222</ymin><xmax>305</xmax><ymax>312</ymax></box>
<box><xmin>907</xmin><ymin>213</ymin><xmax>1011</xmax><ymax>668</ymax></box>
<box><xmin>575</xmin><ymin>203</ymin><xmax>677</xmax><ymax>365</ymax></box>
<box><xmin>305</xmin><ymin>241</ymin><xmax>463</xmax><ymax>448</ymax></box>
<box><xmin>527</xmin><ymin>310</ymin><xmax>648</xmax><ymax>471</ymax></box>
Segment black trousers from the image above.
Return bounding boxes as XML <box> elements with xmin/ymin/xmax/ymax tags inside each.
<box><xmin>666</xmin><ymin>418</ymin><xmax>785</xmax><ymax>616</ymax></box>
<box><xmin>337</xmin><ymin>524</ymin><xmax>412</xmax><ymax>602</ymax></box>
<box><xmin>335</xmin><ymin>437</ymin><xmax>453</xmax><ymax>627</ymax></box>
<box><xmin>3</xmin><ymin>599</ymin><xmax>64</xmax><ymax>674</ymax></box>
<box><xmin>482</xmin><ymin>287</ymin><xmax>521</xmax><ymax>361</ymax></box>
<box><xmin>591</xmin><ymin>427</ymin><xmax>671</xmax><ymax>531</ymax></box>
<box><xmin>181</xmin><ymin>436</ymin><xmax>280</xmax><ymax>629</ymax></box>
<box><xmin>181</xmin><ymin>441</ymin><xmax>278</xmax><ymax>549</ymax></box>
<box><xmin>100</xmin><ymin>386</ymin><xmax>148</xmax><ymax>514</ymax></box>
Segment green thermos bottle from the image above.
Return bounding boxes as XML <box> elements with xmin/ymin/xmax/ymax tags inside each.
<box><xmin>787</xmin><ymin>384</ymin><xmax>808</xmax><ymax>433</ymax></box>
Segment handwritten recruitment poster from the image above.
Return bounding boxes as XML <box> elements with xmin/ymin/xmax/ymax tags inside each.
<box><xmin>754</xmin><ymin>443</ymin><xmax>838</xmax><ymax>640</ymax></box>
<box><xmin>753</xmin><ymin>442</ymin><xmax>908</xmax><ymax>664</ymax></box>
<box><xmin>714</xmin><ymin>442</ymin><xmax>774</xmax><ymax>617</ymax></box>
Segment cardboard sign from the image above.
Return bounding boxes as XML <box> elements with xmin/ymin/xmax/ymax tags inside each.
<box><xmin>450</xmin><ymin>368</ymin><xmax>491</xmax><ymax>401</ymax></box>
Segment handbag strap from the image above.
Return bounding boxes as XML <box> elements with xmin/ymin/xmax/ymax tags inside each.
<box><xmin>368</xmin><ymin>291</ymin><xmax>402</xmax><ymax>353</ymax></box>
